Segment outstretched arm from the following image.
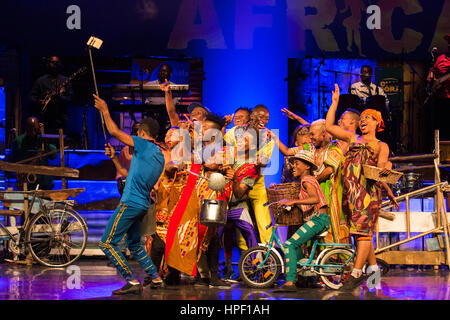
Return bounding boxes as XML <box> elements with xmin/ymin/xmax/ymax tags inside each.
<box><xmin>265</xmin><ymin>128</ymin><xmax>296</xmax><ymax>156</ymax></box>
<box><xmin>93</xmin><ymin>94</ymin><xmax>134</xmax><ymax>147</ymax></box>
<box><xmin>281</xmin><ymin>108</ymin><xmax>309</xmax><ymax>125</ymax></box>
<box><xmin>161</xmin><ymin>80</ymin><xmax>180</xmax><ymax>127</ymax></box>
<box><xmin>325</xmin><ymin>84</ymin><xmax>354</xmax><ymax>143</ymax></box>
<box><xmin>279</xmin><ymin>181</ymin><xmax>319</xmax><ymax>206</ymax></box>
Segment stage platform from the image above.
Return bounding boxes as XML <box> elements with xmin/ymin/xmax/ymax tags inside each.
<box><xmin>0</xmin><ymin>258</ymin><xmax>448</xmax><ymax>300</ymax></box>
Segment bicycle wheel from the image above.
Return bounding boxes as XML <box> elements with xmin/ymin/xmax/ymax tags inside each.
<box><xmin>318</xmin><ymin>248</ymin><xmax>354</xmax><ymax>290</ymax></box>
<box><xmin>238</xmin><ymin>246</ymin><xmax>282</xmax><ymax>288</ymax></box>
<box><xmin>26</xmin><ymin>205</ymin><xmax>88</xmax><ymax>267</ymax></box>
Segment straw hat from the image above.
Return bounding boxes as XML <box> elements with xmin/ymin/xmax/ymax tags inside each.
<box><xmin>290</xmin><ymin>150</ymin><xmax>318</xmax><ymax>171</ymax></box>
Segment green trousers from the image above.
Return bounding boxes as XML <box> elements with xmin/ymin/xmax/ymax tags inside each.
<box><xmin>283</xmin><ymin>212</ymin><xmax>330</xmax><ymax>282</ymax></box>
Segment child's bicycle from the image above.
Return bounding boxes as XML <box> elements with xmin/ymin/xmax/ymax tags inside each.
<box><xmin>238</xmin><ymin>206</ymin><xmax>388</xmax><ymax>290</ymax></box>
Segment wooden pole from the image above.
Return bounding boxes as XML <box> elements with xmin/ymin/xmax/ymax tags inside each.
<box><xmin>435</xmin><ymin>130</ymin><xmax>441</xmax><ymax>227</ymax></box>
<box><xmin>389</xmin><ymin>153</ymin><xmax>437</xmax><ymax>162</ymax></box>
<box><xmin>23</xmin><ymin>183</ymin><xmax>28</xmax><ymax>221</ymax></box>
<box><xmin>438</xmin><ymin>189</ymin><xmax>450</xmax><ymax>267</ymax></box>
<box><xmin>59</xmin><ymin>129</ymin><xmax>66</xmax><ymax>189</ymax></box>
<box><xmin>395</xmin><ymin>164</ymin><xmax>450</xmax><ymax>172</ymax></box>
<box><xmin>381</xmin><ymin>183</ymin><xmax>444</xmax><ymax>207</ymax></box>
<box><xmin>375</xmin><ymin>224</ymin><xmax>450</xmax><ymax>254</ymax></box>
<box><xmin>434</xmin><ymin>130</ymin><xmax>450</xmax><ymax>267</ymax></box>
<box><xmin>406</xmin><ymin>195</ymin><xmax>410</xmax><ymax>239</ymax></box>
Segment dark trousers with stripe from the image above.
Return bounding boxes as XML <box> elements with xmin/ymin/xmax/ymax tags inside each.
<box><xmin>99</xmin><ymin>202</ymin><xmax>158</xmax><ymax>282</ymax></box>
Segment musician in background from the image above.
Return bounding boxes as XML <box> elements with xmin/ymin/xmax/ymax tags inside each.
<box><xmin>11</xmin><ymin>117</ymin><xmax>57</xmax><ymax>190</ymax></box>
<box><xmin>30</xmin><ymin>56</ymin><xmax>73</xmax><ymax>134</ymax></box>
<box><xmin>145</xmin><ymin>63</ymin><xmax>177</xmax><ymax>105</ymax></box>
<box><xmin>350</xmin><ymin>65</ymin><xmax>389</xmax><ymax>111</ymax></box>
<box><xmin>145</xmin><ymin>63</ymin><xmax>175</xmax><ymax>86</ymax></box>
<box><xmin>427</xmin><ymin>34</ymin><xmax>450</xmax><ymax>141</ymax></box>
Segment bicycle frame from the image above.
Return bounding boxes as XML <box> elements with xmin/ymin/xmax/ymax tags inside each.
<box><xmin>298</xmin><ymin>240</ymin><xmax>355</xmax><ymax>270</ymax></box>
<box><xmin>0</xmin><ymin>190</ymin><xmax>38</xmax><ymax>239</ymax></box>
<box><xmin>257</xmin><ymin>223</ymin><xmax>356</xmax><ymax>275</ymax></box>
<box><xmin>257</xmin><ymin>224</ymin><xmax>284</xmax><ymax>268</ymax></box>
<box><xmin>0</xmin><ymin>189</ymin><xmax>75</xmax><ymax>242</ymax></box>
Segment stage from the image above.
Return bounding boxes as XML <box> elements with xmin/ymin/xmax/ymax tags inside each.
<box><xmin>0</xmin><ymin>258</ymin><xmax>449</xmax><ymax>301</ymax></box>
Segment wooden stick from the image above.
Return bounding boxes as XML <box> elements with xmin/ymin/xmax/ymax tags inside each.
<box><xmin>23</xmin><ymin>183</ymin><xmax>28</xmax><ymax>221</ymax></box>
<box><xmin>375</xmin><ymin>225</ymin><xmax>449</xmax><ymax>254</ymax></box>
<box><xmin>435</xmin><ymin>130</ymin><xmax>441</xmax><ymax>227</ymax></box>
<box><xmin>59</xmin><ymin>129</ymin><xmax>66</xmax><ymax>189</ymax></box>
<box><xmin>438</xmin><ymin>190</ymin><xmax>450</xmax><ymax>267</ymax></box>
<box><xmin>16</xmin><ymin>147</ymin><xmax>69</xmax><ymax>164</ymax></box>
<box><xmin>406</xmin><ymin>195</ymin><xmax>410</xmax><ymax>238</ymax></box>
<box><xmin>381</xmin><ymin>183</ymin><xmax>445</xmax><ymax>207</ymax></box>
<box><xmin>0</xmin><ymin>160</ymin><xmax>79</xmax><ymax>178</ymax></box>
<box><xmin>394</xmin><ymin>164</ymin><xmax>450</xmax><ymax>172</ymax></box>
<box><xmin>435</xmin><ymin>129</ymin><xmax>450</xmax><ymax>266</ymax></box>
<box><xmin>389</xmin><ymin>153</ymin><xmax>437</xmax><ymax>162</ymax></box>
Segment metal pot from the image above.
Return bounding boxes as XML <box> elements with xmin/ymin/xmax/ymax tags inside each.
<box><xmin>200</xmin><ymin>199</ymin><xmax>228</xmax><ymax>227</ymax></box>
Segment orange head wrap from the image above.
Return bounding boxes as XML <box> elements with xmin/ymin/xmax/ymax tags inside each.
<box><xmin>361</xmin><ymin>109</ymin><xmax>385</xmax><ymax>132</ymax></box>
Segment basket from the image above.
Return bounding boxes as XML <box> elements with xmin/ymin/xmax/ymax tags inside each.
<box><xmin>362</xmin><ymin>165</ymin><xmax>403</xmax><ymax>184</ymax></box>
<box><xmin>266</xmin><ymin>182</ymin><xmax>303</xmax><ymax>226</ymax></box>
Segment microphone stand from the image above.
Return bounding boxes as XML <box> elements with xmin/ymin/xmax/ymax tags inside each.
<box><xmin>314</xmin><ymin>56</ymin><xmax>325</xmax><ymax>118</ymax></box>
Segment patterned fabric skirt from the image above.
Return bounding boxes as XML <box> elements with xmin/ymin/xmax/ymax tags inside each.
<box><xmin>342</xmin><ymin>143</ymin><xmax>381</xmax><ymax>236</ymax></box>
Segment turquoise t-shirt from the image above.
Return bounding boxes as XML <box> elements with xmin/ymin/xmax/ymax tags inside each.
<box><xmin>120</xmin><ymin>136</ymin><xmax>165</xmax><ymax>210</ymax></box>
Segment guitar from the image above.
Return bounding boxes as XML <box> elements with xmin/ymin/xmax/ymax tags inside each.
<box><xmin>40</xmin><ymin>66</ymin><xmax>87</xmax><ymax>112</ymax></box>
<box><xmin>425</xmin><ymin>71</ymin><xmax>450</xmax><ymax>104</ymax></box>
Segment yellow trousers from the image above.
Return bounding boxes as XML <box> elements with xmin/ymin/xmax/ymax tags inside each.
<box><xmin>236</xmin><ymin>175</ymin><xmax>273</xmax><ymax>251</ymax></box>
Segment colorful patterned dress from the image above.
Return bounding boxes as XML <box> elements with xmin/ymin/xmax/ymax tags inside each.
<box><xmin>342</xmin><ymin>139</ymin><xmax>381</xmax><ymax>237</ymax></box>
<box><xmin>306</xmin><ymin>142</ymin><xmax>344</xmax><ymax>243</ymax></box>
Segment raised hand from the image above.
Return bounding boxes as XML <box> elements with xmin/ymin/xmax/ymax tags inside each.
<box><xmin>281</xmin><ymin>108</ymin><xmax>309</xmax><ymax>125</ymax></box>
<box><xmin>93</xmin><ymin>94</ymin><xmax>108</xmax><ymax>113</ymax></box>
<box><xmin>224</xmin><ymin>114</ymin><xmax>234</xmax><ymax>127</ymax></box>
<box><xmin>331</xmin><ymin>83</ymin><xmax>340</xmax><ymax>105</ymax></box>
<box><xmin>105</xmin><ymin>143</ymin><xmax>116</xmax><ymax>159</ymax></box>
<box><xmin>281</xmin><ymin>108</ymin><xmax>299</xmax><ymax>120</ymax></box>
<box><xmin>160</xmin><ymin>78</ymin><xmax>171</xmax><ymax>93</ymax></box>
<box><xmin>182</xmin><ymin>114</ymin><xmax>194</xmax><ymax>131</ymax></box>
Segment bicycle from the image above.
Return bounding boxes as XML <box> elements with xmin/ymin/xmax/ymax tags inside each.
<box><xmin>238</xmin><ymin>206</ymin><xmax>389</xmax><ymax>290</ymax></box>
<box><xmin>0</xmin><ymin>186</ymin><xmax>88</xmax><ymax>267</ymax></box>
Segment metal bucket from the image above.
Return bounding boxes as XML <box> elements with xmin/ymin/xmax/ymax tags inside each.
<box><xmin>200</xmin><ymin>199</ymin><xmax>228</xmax><ymax>227</ymax></box>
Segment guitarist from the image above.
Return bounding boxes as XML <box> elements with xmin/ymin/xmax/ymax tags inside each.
<box><xmin>30</xmin><ymin>56</ymin><xmax>74</xmax><ymax>134</ymax></box>
<box><xmin>426</xmin><ymin>34</ymin><xmax>450</xmax><ymax>142</ymax></box>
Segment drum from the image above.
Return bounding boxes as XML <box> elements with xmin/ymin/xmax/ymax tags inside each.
<box><xmin>200</xmin><ymin>199</ymin><xmax>228</xmax><ymax>227</ymax></box>
<box><xmin>337</xmin><ymin>94</ymin><xmax>362</xmax><ymax>117</ymax></box>
<box><xmin>394</xmin><ymin>172</ymin><xmax>423</xmax><ymax>194</ymax></box>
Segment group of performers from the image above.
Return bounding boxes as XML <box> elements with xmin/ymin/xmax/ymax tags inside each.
<box><xmin>91</xmin><ymin>65</ymin><xmax>404</xmax><ymax>295</ymax></box>
<box><xmin>14</xmin><ymin>33</ymin><xmax>448</xmax><ymax>295</ymax></box>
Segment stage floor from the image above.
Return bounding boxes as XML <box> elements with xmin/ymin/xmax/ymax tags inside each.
<box><xmin>0</xmin><ymin>258</ymin><xmax>449</xmax><ymax>301</ymax></box>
